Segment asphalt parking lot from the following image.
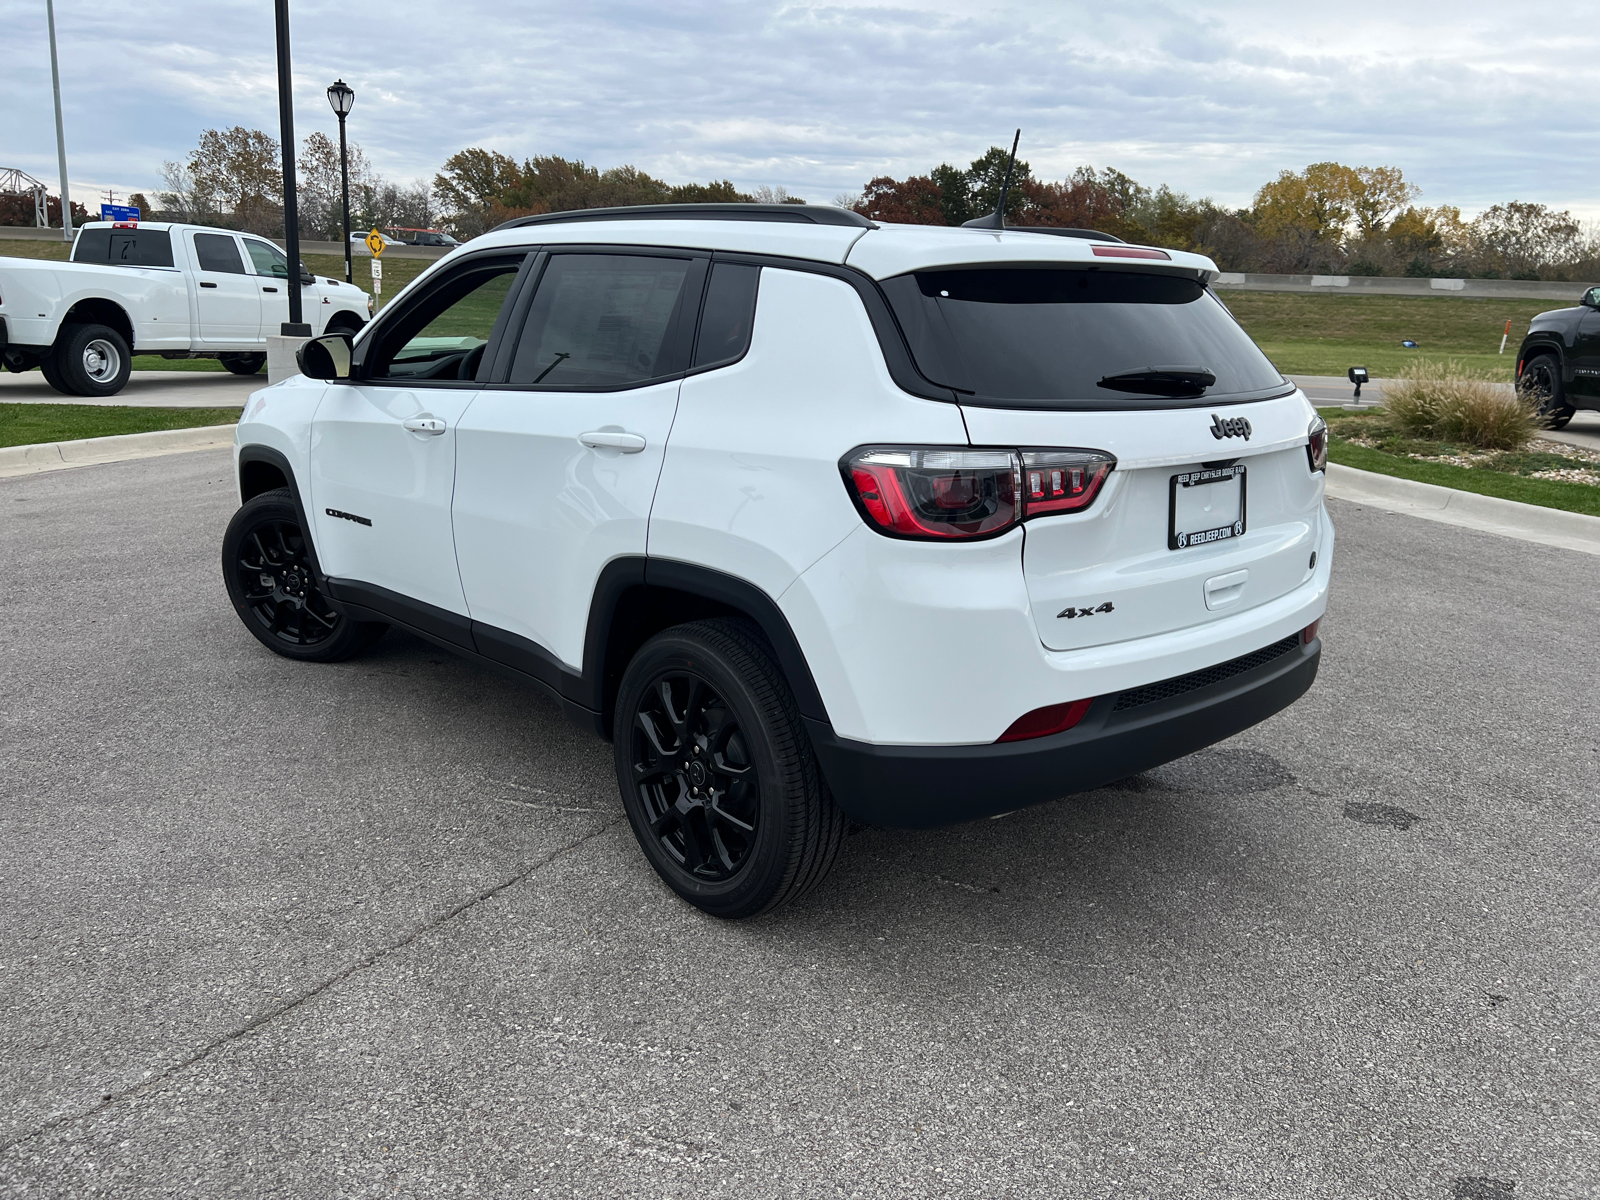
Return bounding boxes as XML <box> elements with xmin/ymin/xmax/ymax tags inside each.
<box><xmin>1</xmin><ymin>450</ymin><xmax>1595</xmax><ymax>1199</ymax></box>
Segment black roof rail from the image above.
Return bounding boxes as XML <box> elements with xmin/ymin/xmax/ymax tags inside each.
<box><xmin>491</xmin><ymin>203</ymin><xmax>877</xmax><ymax>233</ymax></box>
<box><xmin>1008</xmin><ymin>227</ymin><xmax>1126</xmax><ymax>243</ymax></box>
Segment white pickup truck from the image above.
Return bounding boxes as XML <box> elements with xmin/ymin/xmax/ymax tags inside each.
<box><xmin>0</xmin><ymin>221</ymin><xmax>372</xmax><ymax>397</ymax></box>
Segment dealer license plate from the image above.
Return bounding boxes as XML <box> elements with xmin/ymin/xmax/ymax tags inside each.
<box><xmin>1169</xmin><ymin>464</ymin><xmax>1246</xmax><ymax>550</ymax></box>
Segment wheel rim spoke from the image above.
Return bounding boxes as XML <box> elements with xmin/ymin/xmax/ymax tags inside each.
<box><xmin>233</xmin><ymin>515</ymin><xmax>340</xmax><ymax>647</ymax></box>
<box><xmin>630</xmin><ymin>666</ymin><xmax>761</xmax><ymax>884</ymax></box>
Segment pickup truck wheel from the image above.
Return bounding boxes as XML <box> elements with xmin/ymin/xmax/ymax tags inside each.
<box><xmin>1519</xmin><ymin>354</ymin><xmax>1574</xmax><ymax>429</ymax></box>
<box><xmin>221</xmin><ymin>488</ymin><xmax>387</xmax><ymax>663</ymax></box>
<box><xmin>614</xmin><ymin>619</ymin><xmax>845</xmax><ymax>919</ymax></box>
<box><xmin>218</xmin><ymin>353</ymin><xmax>266</xmax><ymax>376</ymax></box>
<box><xmin>54</xmin><ymin>323</ymin><xmax>132</xmax><ymax>397</ymax></box>
<box><xmin>38</xmin><ymin>352</ymin><xmax>73</xmax><ymax>395</ymax></box>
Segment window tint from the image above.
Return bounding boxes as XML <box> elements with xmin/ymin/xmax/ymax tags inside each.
<box><xmin>367</xmin><ymin>261</ymin><xmax>521</xmax><ymax>382</ymax></box>
<box><xmin>509</xmin><ymin>254</ymin><xmax>693</xmax><ymax>388</ymax></box>
<box><xmin>244</xmin><ymin>240</ymin><xmax>290</xmax><ymax>279</ymax></box>
<box><xmin>693</xmin><ymin>263</ymin><xmax>760</xmax><ymax>370</ymax></box>
<box><xmin>71</xmin><ymin>228</ymin><xmax>174</xmax><ymax>268</ymax></box>
<box><xmin>193</xmin><ymin>233</ymin><xmax>246</xmax><ymax>274</ymax></box>
<box><xmin>880</xmin><ymin>267</ymin><xmax>1287</xmax><ymax>407</ymax></box>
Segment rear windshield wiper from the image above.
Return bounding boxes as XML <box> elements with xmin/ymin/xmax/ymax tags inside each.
<box><xmin>1097</xmin><ymin>366</ymin><xmax>1217</xmax><ymax>396</ymax></box>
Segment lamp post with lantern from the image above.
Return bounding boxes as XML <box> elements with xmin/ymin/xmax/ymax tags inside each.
<box><xmin>326</xmin><ymin>78</ymin><xmax>355</xmax><ymax>285</ymax></box>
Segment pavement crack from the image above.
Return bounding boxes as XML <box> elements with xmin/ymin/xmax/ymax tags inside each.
<box><xmin>0</xmin><ymin>816</ymin><xmax>622</xmax><ymax>1159</ymax></box>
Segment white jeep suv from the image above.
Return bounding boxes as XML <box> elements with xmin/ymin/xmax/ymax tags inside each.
<box><xmin>222</xmin><ymin>203</ymin><xmax>1333</xmax><ymax>918</ymax></box>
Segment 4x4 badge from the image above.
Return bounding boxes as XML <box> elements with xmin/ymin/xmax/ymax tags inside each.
<box><xmin>1210</xmin><ymin>414</ymin><xmax>1252</xmax><ymax>440</ymax></box>
<box><xmin>1059</xmin><ymin>602</ymin><xmax>1115</xmax><ymax>619</ymax></box>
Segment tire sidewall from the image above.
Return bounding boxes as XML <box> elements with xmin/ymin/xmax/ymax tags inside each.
<box><xmin>614</xmin><ymin>630</ymin><xmax>799</xmax><ymax>917</ymax></box>
<box><xmin>56</xmin><ymin>323</ymin><xmax>132</xmax><ymax>397</ymax></box>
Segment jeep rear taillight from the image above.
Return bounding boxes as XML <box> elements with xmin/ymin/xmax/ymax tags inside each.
<box><xmin>846</xmin><ymin>449</ymin><xmax>1019</xmax><ymax>539</ymax></box>
<box><xmin>842</xmin><ymin>446</ymin><xmax>1115</xmax><ymax>541</ymax></box>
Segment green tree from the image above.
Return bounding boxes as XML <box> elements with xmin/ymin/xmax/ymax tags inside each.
<box><xmin>188</xmin><ymin>126</ymin><xmax>282</xmax><ymax>233</ymax></box>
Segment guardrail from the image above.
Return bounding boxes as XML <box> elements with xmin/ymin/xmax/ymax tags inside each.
<box><xmin>1215</xmin><ymin>272</ymin><xmax>1595</xmax><ymax>303</ymax></box>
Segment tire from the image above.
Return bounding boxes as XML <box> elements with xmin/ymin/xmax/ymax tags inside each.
<box><xmin>53</xmin><ymin>323</ymin><xmax>132</xmax><ymax>397</ymax></box>
<box><xmin>1519</xmin><ymin>354</ymin><xmax>1574</xmax><ymax>429</ymax></box>
<box><xmin>221</xmin><ymin>488</ymin><xmax>387</xmax><ymax>663</ymax></box>
<box><xmin>614</xmin><ymin>619</ymin><xmax>846</xmax><ymax>919</ymax></box>
<box><xmin>218</xmin><ymin>353</ymin><xmax>266</xmax><ymax>376</ymax></box>
<box><xmin>37</xmin><ymin>352</ymin><xmax>73</xmax><ymax>395</ymax></box>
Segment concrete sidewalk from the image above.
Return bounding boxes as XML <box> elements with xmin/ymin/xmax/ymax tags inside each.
<box><xmin>0</xmin><ymin>369</ymin><xmax>256</xmax><ymax>407</ymax></box>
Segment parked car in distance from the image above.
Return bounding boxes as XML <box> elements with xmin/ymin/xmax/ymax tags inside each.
<box><xmin>386</xmin><ymin>228</ymin><xmax>461</xmax><ymax>248</ymax></box>
<box><xmin>224</xmin><ymin>203</ymin><xmax>1333</xmax><ymax>919</ymax></box>
<box><xmin>351</xmin><ymin>231</ymin><xmax>404</xmax><ymax>249</ymax></box>
<box><xmin>1514</xmin><ymin>285</ymin><xmax>1600</xmax><ymax>430</ymax></box>
<box><xmin>0</xmin><ymin>221</ymin><xmax>371</xmax><ymax>395</ymax></box>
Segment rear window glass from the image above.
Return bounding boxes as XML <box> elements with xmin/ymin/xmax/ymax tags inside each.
<box><xmin>193</xmin><ymin>233</ymin><xmax>246</xmax><ymax>274</ymax></box>
<box><xmin>880</xmin><ymin>267</ymin><xmax>1287</xmax><ymax>408</ymax></box>
<box><xmin>72</xmin><ymin>228</ymin><xmax>174</xmax><ymax>268</ymax></box>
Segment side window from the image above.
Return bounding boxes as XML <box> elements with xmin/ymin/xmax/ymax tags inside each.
<box><xmin>193</xmin><ymin>233</ymin><xmax>246</xmax><ymax>274</ymax></box>
<box><xmin>244</xmin><ymin>240</ymin><xmax>290</xmax><ymax>279</ymax></box>
<box><xmin>366</xmin><ymin>259</ymin><xmax>523</xmax><ymax>382</ymax></box>
<box><xmin>508</xmin><ymin>253</ymin><xmax>695</xmax><ymax>388</ymax></box>
<box><xmin>692</xmin><ymin>263</ymin><xmax>760</xmax><ymax>370</ymax></box>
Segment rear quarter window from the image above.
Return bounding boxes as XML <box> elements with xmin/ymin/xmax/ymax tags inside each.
<box><xmin>880</xmin><ymin>266</ymin><xmax>1288</xmax><ymax>409</ymax></box>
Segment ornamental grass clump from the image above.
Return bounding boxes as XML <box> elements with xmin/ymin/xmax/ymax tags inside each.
<box><xmin>1383</xmin><ymin>359</ymin><xmax>1538</xmax><ymax>451</ymax></box>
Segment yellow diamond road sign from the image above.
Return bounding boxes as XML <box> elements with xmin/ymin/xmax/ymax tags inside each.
<box><xmin>365</xmin><ymin>229</ymin><xmax>385</xmax><ymax>257</ymax></box>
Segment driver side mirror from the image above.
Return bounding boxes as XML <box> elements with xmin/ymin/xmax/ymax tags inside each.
<box><xmin>297</xmin><ymin>333</ymin><xmax>353</xmax><ymax>380</ymax></box>
<box><xmin>299</xmin><ymin>263</ymin><xmax>316</xmax><ymax>287</ymax></box>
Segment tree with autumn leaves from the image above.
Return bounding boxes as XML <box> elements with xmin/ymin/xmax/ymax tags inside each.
<box><xmin>848</xmin><ymin>147</ymin><xmax>1592</xmax><ymax>280</ymax></box>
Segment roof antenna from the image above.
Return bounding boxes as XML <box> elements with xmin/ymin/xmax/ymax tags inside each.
<box><xmin>962</xmin><ymin>129</ymin><xmax>1020</xmax><ymax>230</ymax></box>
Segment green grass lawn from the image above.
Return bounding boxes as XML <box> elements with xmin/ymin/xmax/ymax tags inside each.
<box><xmin>1220</xmin><ymin>290</ymin><xmax>1561</xmax><ymax>379</ymax></box>
<box><xmin>1319</xmin><ymin>407</ymin><xmax>1600</xmax><ymax>516</ymax></box>
<box><xmin>0</xmin><ymin>403</ymin><xmax>239</xmax><ymax>448</ymax></box>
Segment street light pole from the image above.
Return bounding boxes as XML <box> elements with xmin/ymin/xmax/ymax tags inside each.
<box><xmin>326</xmin><ymin>79</ymin><xmax>355</xmax><ymax>285</ymax></box>
<box><xmin>45</xmin><ymin>0</ymin><xmax>72</xmax><ymax>243</ymax></box>
<box><xmin>273</xmin><ymin>0</ymin><xmax>308</xmax><ymax>335</ymax></box>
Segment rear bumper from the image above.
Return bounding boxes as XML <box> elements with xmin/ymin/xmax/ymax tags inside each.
<box><xmin>806</xmin><ymin>634</ymin><xmax>1319</xmax><ymax>828</ymax></box>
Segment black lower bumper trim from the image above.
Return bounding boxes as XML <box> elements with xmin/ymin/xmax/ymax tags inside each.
<box><xmin>806</xmin><ymin>638</ymin><xmax>1320</xmax><ymax>828</ymax></box>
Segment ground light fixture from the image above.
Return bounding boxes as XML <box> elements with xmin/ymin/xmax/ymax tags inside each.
<box><xmin>1348</xmin><ymin>365</ymin><xmax>1369</xmax><ymax>400</ymax></box>
<box><xmin>326</xmin><ymin>79</ymin><xmax>355</xmax><ymax>285</ymax></box>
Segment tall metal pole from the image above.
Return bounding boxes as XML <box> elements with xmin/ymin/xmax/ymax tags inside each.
<box><xmin>273</xmin><ymin>0</ymin><xmax>308</xmax><ymax>334</ymax></box>
<box><xmin>338</xmin><ymin>112</ymin><xmax>352</xmax><ymax>284</ymax></box>
<box><xmin>45</xmin><ymin>0</ymin><xmax>72</xmax><ymax>242</ymax></box>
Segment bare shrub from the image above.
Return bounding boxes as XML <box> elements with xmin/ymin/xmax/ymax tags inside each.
<box><xmin>1383</xmin><ymin>359</ymin><xmax>1537</xmax><ymax>451</ymax></box>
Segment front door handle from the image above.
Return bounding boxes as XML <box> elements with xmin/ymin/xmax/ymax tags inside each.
<box><xmin>199</xmin><ymin>281</ymin><xmax>218</xmax><ymax>289</ymax></box>
<box><xmin>262</xmin><ymin>286</ymin><xmax>279</xmax><ymax>293</ymax></box>
<box><xmin>579</xmin><ymin>430</ymin><xmax>646</xmax><ymax>453</ymax></box>
<box><xmin>402</xmin><ymin>417</ymin><xmax>447</xmax><ymax>436</ymax></box>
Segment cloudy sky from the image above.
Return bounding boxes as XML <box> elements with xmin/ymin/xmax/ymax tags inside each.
<box><xmin>4</xmin><ymin>0</ymin><xmax>1597</xmax><ymax>219</ymax></box>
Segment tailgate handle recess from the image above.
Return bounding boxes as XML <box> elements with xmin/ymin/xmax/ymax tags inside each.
<box><xmin>1204</xmin><ymin>569</ymin><xmax>1249</xmax><ymax>611</ymax></box>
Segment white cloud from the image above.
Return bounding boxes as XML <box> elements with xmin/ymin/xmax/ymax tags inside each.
<box><xmin>1</xmin><ymin>0</ymin><xmax>1595</xmax><ymax>216</ymax></box>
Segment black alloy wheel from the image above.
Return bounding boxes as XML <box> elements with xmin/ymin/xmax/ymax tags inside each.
<box><xmin>221</xmin><ymin>488</ymin><xmax>386</xmax><ymax>662</ymax></box>
<box><xmin>632</xmin><ymin>673</ymin><xmax>761</xmax><ymax>881</ymax></box>
<box><xmin>1519</xmin><ymin>354</ymin><xmax>1574</xmax><ymax>429</ymax></box>
<box><xmin>614</xmin><ymin>620</ymin><xmax>846</xmax><ymax>919</ymax></box>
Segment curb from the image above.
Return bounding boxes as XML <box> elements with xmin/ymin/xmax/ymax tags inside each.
<box><xmin>1325</xmin><ymin>462</ymin><xmax>1600</xmax><ymax>557</ymax></box>
<box><xmin>0</xmin><ymin>424</ymin><xmax>236</xmax><ymax>480</ymax></box>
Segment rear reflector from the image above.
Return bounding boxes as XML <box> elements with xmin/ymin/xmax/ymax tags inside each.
<box><xmin>1090</xmin><ymin>245</ymin><xmax>1170</xmax><ymax>260</ymax></box>
<box><xmin>996</xmin><ymin>697</ymin><xmax>1094</xmax><ymax>743</ymax></box>
<box><xmin>1302</xmin><ymin>619</ymin><xmax>1321</xmax><ymax>644</ymax></box>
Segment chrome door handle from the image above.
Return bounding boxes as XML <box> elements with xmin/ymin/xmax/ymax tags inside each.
<box><xmin>579</xmin><ymin>430</ymin><xmax>646</xmax><ymax>453</ymax></box>
<box><xmin>402</xmin><ymin>417</ymin><xmax>447</xmax><ymax>436</ymax></box>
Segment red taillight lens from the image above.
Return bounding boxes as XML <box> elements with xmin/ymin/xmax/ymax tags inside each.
<box><xmin>842</xmin><ymin>446</ymin><xmax>1115</xmax><ymax>541</ymax></box>
<box><xmin>1302</xmin><ymin>619</ymin><xmax>1321</xmax><ymax>644</ymax></box>
<box><xmin>1306</xmin><ymin>416</ymin><xmax>1328</xmax><ymax>472</ymax></box>
<box><xmin>997</xmin><ymin>697</ymin><xmax>1094</xmax><ymax>743</ymax></box>
<box><xmin>846</xmin><ymin>448</ymin><xmax>1018</xmax><ymax>539</ymax></box>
